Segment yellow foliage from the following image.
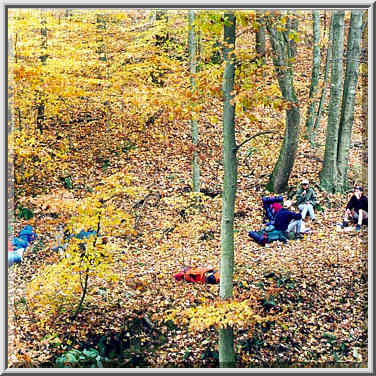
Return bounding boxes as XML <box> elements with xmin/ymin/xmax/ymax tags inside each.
<box><xmin>26</xmin><ymin>235</ymin><xmax>119</xmax><ymax>329</ymax></box>
<box><xmin>165</xmin><ymin>299</ymin><xmax>271</xmax><ymax>331</ymax></box>
<box><xmin>24</xmin><ymin>170</ymin><xmax>140</xmax><ymax>329</ymax></box>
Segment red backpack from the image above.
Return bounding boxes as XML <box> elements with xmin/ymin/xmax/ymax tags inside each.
<box><xmin>174</xmin><ymin>267</ymin><xmax>220</xmax><ymax>284</ymax></box>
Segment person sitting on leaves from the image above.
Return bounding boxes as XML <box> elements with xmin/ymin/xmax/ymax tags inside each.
<box><xmin>342</xmin><ymin>185</ymin><xmax>368</xmax><ymax>232</ymax></box>
<box><xmin>274</xmin><ymin>200</ymin><xmax>304</xmax><ymax>239</ymax></box>
<box><xmin>271</xmin><ymin>201</ymin><xmax>283</xmax><ymax>218</ymax></box>
<box><xmin>295</xmin><ymin>178</ymin><xmax>317</xmax><ymax>221</ymax></box>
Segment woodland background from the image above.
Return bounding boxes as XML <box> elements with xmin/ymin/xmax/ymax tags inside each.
<box><xmin>7</xmin><ymin>8</ymin><xmax>368</xmax><ymax>368</ymax></box>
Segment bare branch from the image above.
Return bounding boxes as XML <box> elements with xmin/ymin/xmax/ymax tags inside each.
<box><xmin>236</xmin><ymin>130</ymin><xmax>277</xmax><ymax>151</ymax></box>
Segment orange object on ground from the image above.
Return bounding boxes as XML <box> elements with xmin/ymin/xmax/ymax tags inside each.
<box><xmin>174</xmin><ymin>266</ymin><xmax>219</xmax><ymax>284</ymax></box>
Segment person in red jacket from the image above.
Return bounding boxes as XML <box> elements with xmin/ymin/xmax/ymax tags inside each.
<box><xmin>342</xmin><ymin>186</ymin><xmax>368</xmax><ymax>231</ymax></box>
<box><xmin>271</xmin><ymin>201</ymin><xmax>283</xmax><ymax>217</ymax></box>
<box><xmin>274</xmin><ymin>200</ymin><xmax>304</xmax><ymax>239</ymax></box>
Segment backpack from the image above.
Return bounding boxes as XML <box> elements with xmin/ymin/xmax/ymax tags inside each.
<box><xmin>248</xmin><ymin>228</ymin><xmax>288</xmax><ymax>246</ymax></box>
<box><xmin>267</xmin><ymin>229</ymin><xmax>288</xmax><ymax>243</ymax></box>
<box><xmin>18</xmin><ymin>225</ymin><xmax>37</xmax><ymax>243</ymax></box>
<box><xmin>174</xmin><ymin>267</ymin><xmax>220</xmax><ymax>284</ymax></box>
<box><xmin>248</xmin><ymin>230</ymin><xmax>268</xmax><ymax>246</ymax></box>
<box><xmin>262</xmin><ymin>196</ymin><xmax>284</xmax><ymax>223</ymax></box>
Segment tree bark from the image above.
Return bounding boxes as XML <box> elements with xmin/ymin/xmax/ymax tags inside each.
<box><xmin>255</xmin><ymin>10</ymin><xmax>266</xmax><ymax>64</ymax></box>
<box><xmin>311</xmin><ymin>14</ymin><xmax>334</xmax><ymax>144</ymax></box>
<box><xmin>156</xmin><ymin>9</ymin><xmax>168</xmax><ymax>21</ymax></box>
<box><xmin>319</xmin><ymin>11</ymin><xmax>345</xmax><ymax>192</ymax></box>
<box><xmin>188</xmin><ymin>10</ymin><xmax>200</xmax><ymax>192</ymax></box>
<box><xmin>8</xmin><ymin>35</ymin><xmax>15</xmax><ymax>232</ymax></box>
<box><xmin>266</xmin><ymin>15</ymin><xmax>301</xmax><ymax>193</ymax></box>
<box><xmin>8</xmin><ymin>35</ymin><xmax>13</xmax><ymax>133</ymax></box>
<box><xmin>219</xmin><ymin>11</ymin><xmax>237</xmax><ymax>368</ymax></box>
<box><xmin>287</xmin><ymin>11</ymin><xmax>299</xmax><ymax>58</ymax></box>
<box><xmin>305</xmin><ymin>11</ymin><xmax>321</xmax><ymax>136</ymax></box>
<box><xmin>336</xmin><ymin>11</ymin><xmax>363</xmax><ymax>192</ymax></box>
<box><xmin>155</xmin><ymin>9</ymin><xmax>168</xmax><ymax>46</ymax></box>
<box><xmin>219</xmin><ymin>327</ymin><xmax>235</xmax><ymax>367</ymax></box>
<box><xmin>37</xmin><ymin>11</ymin><xmax>48</xmax><ymax>133</ymax></box>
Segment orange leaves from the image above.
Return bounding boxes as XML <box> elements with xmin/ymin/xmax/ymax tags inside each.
<box><xmin>28</xmin><ymin>189</ymin><xmax>76</xmax><ymax>214</ymax></box>
<box><xmin>12</xmin><ymin>64</ymin><xmax>40</xmax><ymax>82</ymax></box>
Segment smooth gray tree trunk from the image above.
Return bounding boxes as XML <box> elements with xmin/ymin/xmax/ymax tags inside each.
<box><xmin>311</xmin><ymin>14</ymin><xmax>334</xmax><ymax>145</ymax></box>
<box><xmin>8</xmin><ymin>35</ymin><xmax>13</xmax><ymax>133</ymax></box>
<box><xmin>266</xmin><ymin>15</ymin><xmax>300</xmax><ymax>193</ymax></box>
<box><xmin>8</xmin><ymin>35</ymin><xmax>15</xmax><ymax>226</ymax></box>
<box><xmin>255</xmin><ymin>10</ymin><xmax>266</xmax><ymax>64</ymax></box>
<box><xmin>219</xmin><ymin>11</ymin><xmax>237</xmax><ymax>368</ymax></box>
<box><xmin>188</xmin><ymin>11</ymin><xmax>200</xmax><ymax>192</ymax></box>
<box><xmin>305</xmin><ymin>11</ymin><xmax>321</xmax><ymax>136</ymax></box>
<box><xmin>336</xmin><ymin>11</ymin><xmax>364</xmax><ymax>192</ymax></box>
<box><xmin>287</xmin><ymin>11</ymin><xmax>299</xmax><ymax>58</ymax></box>
<box><xmin>319</xmin><ymin>11</ymin><xmax>345</xmax><ymax>192</ymax></box>
<box><xmin>37</xmin><ymin>10</ymin><xmax>48</xmax><ymax>133</ymax></box>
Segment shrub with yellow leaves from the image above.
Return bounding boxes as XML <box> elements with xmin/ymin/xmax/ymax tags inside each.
<box><xmin>25</xmin><ymin>171</ymin><xmax>139</xmax><ymax>330</ymax></box>
<box><xmin>165</xmin><ymin>299</ymin><xmax>272</xmax><ymax>332</ymax></box>
<box><xmin>26</xmin><ymin>225</ymin><xmax>119</xmax><ymax>330</ymax></box>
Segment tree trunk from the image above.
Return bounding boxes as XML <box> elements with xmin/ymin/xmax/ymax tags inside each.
<box><xmin>266</xmin><ymin>15</ymin><xmax>300</xmax><ymax>193</ymax></box>
<box><xmin>311</xmin><ymin>14</ymin><xmax>334</xmax><ymax>144</ymax></box>
<box><xmin>155</xmin><ymin>9</ymin><xmax>168</xmax><ymax>46</ymax></box>
<box><xmin>37</xmin><ymin>10</ymin><xmax>48</xmax><ymax>133</ymax></box>
<box><xmin>8</xmin><ymin>35</ymin><xmax>13</xmax><ymax>133</ymax></box>
<box><xmin>336</xmin><ymin>10</ymin><xmax>363</xmax><ymax>192</ymax></box>
<box><xmin>287</xmin><ymin>11</ymin><xmax>299</xmax><ymax>58</ymax></box>
<box><xmin>319</xmin><ymin>11</ymin><xmax>345</xmax><ymax>192</ymax></box>
<box><xmin>219</xmin><ymin>328</ymin><xmax>235</xmax><ymax>367</ymax></box>
<box><xmin>188</xmin><ymin>11</ymin><xmax>200</xmax><ymax>192</ymax></box>
<box><xmin>96</xmin><ymin>14</ymin><xmax>111</xmax><ymax>127</ymax></box>
<box><xmin>255</xmin><ymin>10</ymin><xmax>266</xmax><ymax>64</ymax></box>
<box><xmin>360</xmin><ymin>16</ymin><xmax>368</xmax><ymax>185</ymax></box>
<box><xmin>219</xmin><ymin>11</ymin><xmax>237</xmax><ymax>368</ymax></box>
<box><xmin>36</xmin><ymin>99</ymin><xmax>45</xmax><ymax>133</ymax></box>
<box><xmin>156</xmin><ymin>9</ymin><xmax>167</xmax><ymax>21</ymax></box>
<box><xmin>8</xmin><ymin>35</ymin><xmax>15</xmax><ymax>231</ymax></box>
<box><xmin>305</xmin><ymin>11</ymin><xmax>320</xmax><ymax>136</ymax></box>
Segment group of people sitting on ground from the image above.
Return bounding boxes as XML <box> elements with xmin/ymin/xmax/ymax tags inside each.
<box><xmin>266</xmin><ymin>178</ymin><xmax>317</xmax><ymax>240</ymax></box>
<box><xmin>250</xmin><ymin>179</ymin><xmax>368</xmax><ymax>245</ymax></box>
<box><xmin>275</xmin><ymin>180</ymin><xmax>368</xmax><ymax>238</ymax></box>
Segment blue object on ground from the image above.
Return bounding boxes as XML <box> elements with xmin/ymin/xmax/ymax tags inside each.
<box><xmin>55</xmin><ymin>229</ymin><xmax>98</xmax><ymax>252</ymax></box>
<box><xmin>9</xmin><ymin>225</ymin><xmax>37</xmax><ymax>267</ymax></box>
<box><xmin>9</xmin><ymin>248</ymin><xmax>24</xmax><ymax>267</ymax></box>
<box><xmin>13</xmin><ymin>237</ymin><xmax>29</xmax><ymax>250</ymax></box>
<box><xmin>18</xmin><ymin>225</ymin><xmax>37</xmax><ymax>242</ymax></box>
<box><xmin>67</xmin><ymin>230</ymin><xmax>97</xmax><ymax>240</ymax></box>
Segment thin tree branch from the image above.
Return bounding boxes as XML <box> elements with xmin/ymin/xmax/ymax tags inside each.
<box><xmin>236</xmin><ymin>131</ymin><xmax>277</xmax><ymax>151</ymax></box>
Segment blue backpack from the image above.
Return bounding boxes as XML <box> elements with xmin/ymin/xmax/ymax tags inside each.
<box><xmin>248</xmin><ymin>228</ymin><xmax>288</xmax><ymax>246</ymax></box>
<box><xmin>262</xmin><ymin>196</ymin><xmax>283</xmax><ymax>223</ymax></box>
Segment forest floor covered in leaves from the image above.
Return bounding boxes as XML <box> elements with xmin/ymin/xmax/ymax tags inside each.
<box><xmin>8</xmin><ymin>109</ymin><xmax>368</xmax><ymax>368</ymax></box>
<box><xmin>8</xmin><ymin>41</ymin><xmax>368</xmax><ymax>368</ymax></box>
